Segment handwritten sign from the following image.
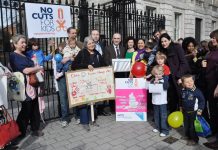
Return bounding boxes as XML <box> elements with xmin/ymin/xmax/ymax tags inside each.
<box><xmin>25</xmin><ymin>3</ymin><xmax>71</xmax><ymax>38</ymax></box>
<box><xmin>66</xmin><ymin>67</ymin><xmax>115</xmax><ymax>108</ymax></box>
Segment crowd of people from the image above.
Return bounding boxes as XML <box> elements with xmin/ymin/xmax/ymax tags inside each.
<box><xmin>0</xmin><ymin>27</ymin><xmax>218</xmax><ymax>149</ymax></box>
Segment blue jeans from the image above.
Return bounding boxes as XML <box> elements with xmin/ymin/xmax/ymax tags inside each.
<box><xmin>57</xmin><ymin>76</ymin><xmax>69</xmax><ymax>122</ymax></box>
<box><xmin>153</xmin><ymin>104</ymin><xmax>169</xmax><ymax>135</ymax></box>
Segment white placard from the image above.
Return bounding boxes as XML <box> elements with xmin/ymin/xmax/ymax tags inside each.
<box><xmin>25</xmin><ymin>3</ymin><xmax>71</xmax><ymax>38</ymax></box>
<box><xmin>148</xmin><ymin>83</ymin><xmax>164</xmax><ymax>93</ymax></box>
<box><xmin>112</xmin><ymin>59</ymin><xmax>131</xmax><ymax>72</ymax></box>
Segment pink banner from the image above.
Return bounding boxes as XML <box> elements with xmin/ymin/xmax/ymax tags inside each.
<box><xmin>116</xmin><ymin>89</ymin><xmax>147</xmax><ymax>112</ymax></box>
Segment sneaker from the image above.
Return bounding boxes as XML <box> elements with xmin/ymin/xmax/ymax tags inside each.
<box><xmin>75</xmin><ymin>119</ymin><xmax>80</xmax><ymax>125</ymax></box>
<box><xmin>83</xmin><ymin>124</ymin><xmax>90</xmax><ymax>132</ymax></box>
<box><xmin>60</xmin><ymin>121</ymin><xmax>69</xmax><ymax>128</ymax></box>
<box><xmin>32</xmin><ymin>130</ymin><xmax>44</xmax><ymax>137</ymax></box>
<box><xmin>152</xmin><ymin>129</ymin><xmax>159</xmax><ymax>133</ymax></box>
<box><xmin>160</xmin><ymin>133</ymin><xmax>167</xmax><ymax>137</ymax></box>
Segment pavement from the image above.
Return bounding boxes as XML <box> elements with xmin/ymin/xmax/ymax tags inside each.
<box><xmin>10</xmin><ymin>115</ymin><xmax>215</xmax><ymax>150</ymax></box>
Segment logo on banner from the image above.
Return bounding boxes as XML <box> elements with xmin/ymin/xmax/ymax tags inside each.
<box><xmin>124</xmin><ymin>78</ymin><xmax>138</xmax><ymax>88</ymax></box>
<box><xmin>56</xmin><ymin>8</ymin><xmax>67</xmax><ymax>31</ymax></box>
<box><xmin>31</xmin><ymin>7</ymin><xmax>67</xmax><ymax>32</ymax></box>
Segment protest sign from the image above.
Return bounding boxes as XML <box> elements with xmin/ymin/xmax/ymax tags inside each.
<box><xmin>116</xmin><ymin>78</ymin><xmax>148</xmax><ymax>121</ymax></box>
<box><xmin>66</xmin><ymin>67</ymin><xmax>115</xmax><ymax>108</ymax></box>
<box><xmin>25</xmin><ymin>3</ymin><xmax>71</xmax><ymax>38</ymax></box>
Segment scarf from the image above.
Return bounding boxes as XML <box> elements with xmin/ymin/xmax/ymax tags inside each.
<box><xmin>135</xmin><ymin>49</ymin><xmax>146</xmax><ymax>61</ymax></box>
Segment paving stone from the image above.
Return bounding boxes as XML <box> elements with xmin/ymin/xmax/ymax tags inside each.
<box><xmin>94</xmin><ymin>143</ymin><xmax>112</xmax><ymax>150</ymax></box>
<box><xmin>137</xmin><ymin>139</ymin><xmax>155</xmax><ymax>149</ymax></box>
<box><xmin>82</xmin><ymin>136</ymin><xmax>99</xmax><ymax>143</ymax></box>
<box><xmin>127</xmin><ymin>145</ymin><xmax>144</xmax><ymax>150</ymax></box>
<box><xmin>136</xmin><ymin>133</ymin><xmax>153</xmax><ymax>141</ymax></box>
<box><xmin>52</xmin><ymin>140</ymin><xmax>71</xmax><ymax>148</ymax></box>
<box><xmin>112</xmin><ymin>145</ymin><xmax>127</xmax><ymax>150</ymax></box>
<box><xmin>40</xmin><ymin>138</ymin><xmax>57</xmax><ymax>145</ymax></box>
<box><xmin>109</xmin><ymin>138</ymin><xmax>126</xmax><ymax>146</ymax></box>
<box><xmin>83</xmin><ymin>142</ymin><xmax>99</xmax><ymax>150</ymax></box>
<box><xmin>96</xmin><ymin>137</ymin><xmax>113</xmax><ymax>145</ymax></box>
<box><xmin>65</xmin><ymin>141</ymin><xmax>84</xmax><ymax>149</ymax></box>
<box><xmin>122</xmin><ymin>139</ymin><xmax>140</xmax><ymax>147</ymax></box>
<box><xmin>122</xmin><ymin>132</ymin><xmax>138</xmax><ymax>140</ymax></box>
<box><xmin>153</xmin><ymin>141</ymin><xmax>170</xmax><ymax>150</ymax></box>
<box><xmin>16</xmin><ymin>115</ymin><xmax>209</xmax><ymax>150</ymax></box>
<box><xmin>169</xmin><ymin>141</ymin><xmax>186</xmax><ymax>150</ymax></box>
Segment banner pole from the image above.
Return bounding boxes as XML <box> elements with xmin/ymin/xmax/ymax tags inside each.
<box><xmin>91</xmin><ymin>102</ymin><xmax>94</xmax><ymax>122</ymax></box>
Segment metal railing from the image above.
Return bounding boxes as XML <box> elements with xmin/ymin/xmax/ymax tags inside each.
<box><xmin>0</xmin><ymin>0</ymin><xmax>165</xmax><ymax>121</ymax></box>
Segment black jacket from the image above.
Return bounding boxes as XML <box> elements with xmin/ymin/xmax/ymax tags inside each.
<box><xmin>72</xmin><ymin>48</ymin><xmax>105</xmax><ymax>70</ymax></box>
<box><xmin>181</xmin><ymin>87</ymin><xmax>205</xmax><ymax>112</ymax></box>
<box><xmin>160</xmin><ymin>43</ymin><xmax>190</xmax><ymax>80</ymax></box>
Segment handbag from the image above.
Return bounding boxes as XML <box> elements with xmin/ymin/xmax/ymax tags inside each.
<box><xmin>29</xmin><ymin>73</ymin><xmax>39</xmax><ymax>87</ymax></box>
<box><xmin>0</xmin><ymin>105</ymin><xmax>21</xmax><ymax>149</ymax></box>
<box><xmin>8</xmin><ymin>72</ymin><xmax>26</xmax><ymax>102</ymax></box>
<box><xmin>194</xmin><ymin>115</ymin><xmax>212</xmax><ymax>137</ymax></box>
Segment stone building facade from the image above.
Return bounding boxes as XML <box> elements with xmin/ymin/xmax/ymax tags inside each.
<box><xmin>87</xmin><ymin>0</ymin><xmax>218</xmax><ymax>42</ymax></box>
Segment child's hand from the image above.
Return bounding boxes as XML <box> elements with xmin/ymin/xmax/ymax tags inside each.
<box><xmin>61</xmin><ymin>57</ymin><xmax>70</xmax><ymax>64</ymax></box>
<box><xmin>154</xmin><ymin>78</ymin><xmax>159</xmax><ymax>84</ymax></box>
<box><xmin>48</xmin><ymin>40</ymin><xmax>55</xmax><ymax>46</ymax></box>
<box><xmin>197</xmin><ymin>109</ymin><xmax>202</xmax><ymax>115</ymax></box>
<box><xmin>129</xmin><ymin>73</ymin><xmax>133</xmax><ymax>78</ymax></box>
<box><xmin>197</xmin><ymin>111</ymin><xmax>202</xmax><ymax>115</ymax></box>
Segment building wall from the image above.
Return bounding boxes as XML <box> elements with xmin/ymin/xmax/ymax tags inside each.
<box><xmin>88</xmin><ymin>0</ymin><xmax>218</xmax><ymax>41</ymax></box>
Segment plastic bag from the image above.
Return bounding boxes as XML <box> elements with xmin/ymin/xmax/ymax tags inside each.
<box><xmin>194</xmin><ymin>116</ymin><xmax>211</xmax><ymax>137</ymax></box>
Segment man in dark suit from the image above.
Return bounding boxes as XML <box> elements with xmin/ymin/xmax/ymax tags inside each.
<box><xmin>103</xmin><ymin>33</ymin><xmax>126</xmax><ymax>113</ymax></box>
<box><xmin>91</xmin><ymin>29</ymin><xmax>106</xmax><ymax>56</ymax></box>
<box><xmin>104</xmin><ymin>33</ymin><xmax>125</xmax><ymax>66</ymax></box>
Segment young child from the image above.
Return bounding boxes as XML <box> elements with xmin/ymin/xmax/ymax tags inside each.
<box><xmin>150</xmin><ymin>65</ymin><xmax>169</xmax><ymax>137</ymax></box>
<box><xmin>146</xmin><ymin>52</ymin><xmax>170</xmax><ymax>79</ymax></box>
<box><xmin>56</xmin><ymin>39</ymin><xmax>81</xmax><ymax>79</ymax></box>
<box><xmin>180</xmin><ymin>74</ymin><xmax>205</xmax><ymax>146</ymax></box>
<box><xmin>26</xmin><ymin>38</ymin><xmax>53</xmax><ymax>96</ymax></box>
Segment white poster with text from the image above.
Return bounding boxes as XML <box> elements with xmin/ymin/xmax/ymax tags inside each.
<box><xmin>25</xmin><ymin>3</ymin><xmax>71</xmax><ymax>38</ymax></box>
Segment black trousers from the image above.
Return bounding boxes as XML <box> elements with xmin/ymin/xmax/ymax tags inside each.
<box><xmin>184</xmin><ymin>111</ymin><xmax>199</xmax><ymax>142</ymax></box>
<box><xmin>206</xmin><ymin>81</ymin><xmax>218</xmax><ymax>133</ymax></box>
<box><xmin>168</xmin><ymin>76</ymin><xmax>181</xmax><ymax>113</ymax></box>
<box><xmin>16</xmin><ymin>99</ymin><xmax>40</xmax><ymax>136</ymax></box>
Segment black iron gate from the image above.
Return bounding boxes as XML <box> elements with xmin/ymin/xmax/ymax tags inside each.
<box><xmin>0</xmin><ymin>0</ymin><xmax>165</xmax><ymax>121</ymax></box>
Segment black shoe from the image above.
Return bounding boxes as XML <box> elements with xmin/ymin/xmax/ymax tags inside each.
<box><xmin>90</xmin><ymin>121</ymin><xmax>100</xmax><ymax>127</ymax></box>
<box><xmin>102</xmin><ymin>111</ymin><xmax>111</xmax><ymax>116</ymax></box>
<box><xmin>204</xmin><ymin>141</ymin><xmax>218</xmax><ymax>149</ymax></box>
<box><xmin>186</xmin><ymin>140</ymin><xmax>198</xmax><ymax>146</ymax></box>
<box><xmin>32</xmin><ymin>130</ymin><xmax>44</xmax><ymax>137</ymax></box>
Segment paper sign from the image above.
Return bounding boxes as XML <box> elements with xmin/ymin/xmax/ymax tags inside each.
<box><xmin>25</xmin><ymin>3</ymin><xmax>71</xmax><ymax>38</ymax></box>
<box><xmin>66</xmin><ymin>67</ymin><xmax>115</xmax><ymax>108</ymax></box>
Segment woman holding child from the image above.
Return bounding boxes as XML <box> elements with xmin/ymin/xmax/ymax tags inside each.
<box><xmin>9</xmin><ymin>34</ymin><xmax>44</xmax><ymax>138</ymax></box>
<box><xmin>158</xmin><ymin>33</ymin><xmax>190</xmax><ymax>113</ymax></box>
